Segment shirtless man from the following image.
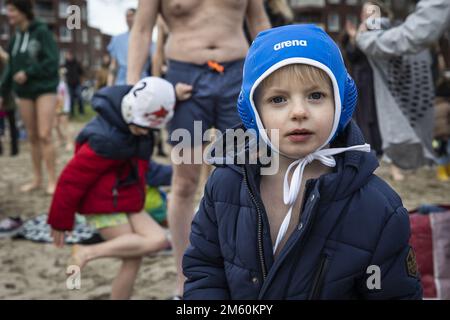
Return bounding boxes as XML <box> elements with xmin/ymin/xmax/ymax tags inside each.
<box><xmin>127</xmin><ymin>0</ymin><xmax>270</xmax><ymax>298</ymax></box>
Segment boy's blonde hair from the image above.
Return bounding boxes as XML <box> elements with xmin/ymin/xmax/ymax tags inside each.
<box><xmin>256</xmin><ymin>64</ymin><xmax>333</xmax><ymax>104</ymax></box>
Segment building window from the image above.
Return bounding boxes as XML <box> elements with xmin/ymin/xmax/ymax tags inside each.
<box><xmin>83</xmin><ymin>52</ymin><xmax>89</xmax><ymax>67</ymax></box>
<box><xmin>327</xmin><ymin>13</ymin><xmax>340</xmax><ymax>32</ymax></box>
<box><xmin>290</xmin><ymin>0</ymin><xmax>326</xmax><ymax>6</ymax></box>
<box><xmin>59</xmin><ymin>1</ymin><xmax>70</xmax><ymax>18</ymax></box>
<box><xmin>0</xmin><ymin>0</ymin><xmax>6</xmax><ymax>14</ymax></box>
<box><xmin>60</xmin><ymin>49</ymin><xmax>68</xmax><ymax>65</ymax></box>
<box><xmin>60</xmin><ymin>26</ymin><xmax>73</xmax><ymax>42</ymax></box>
<box><xmin>346</xmin><ymin>14</ymin><xmax>358</xmax><ymax>27</ymax></box>
<box><xmin>82</xmin><ymin>29</ymin><xmax>88</xmax><ymax>44</ymax></box>
<box><xmin>35</xmin><ymin>1</ymin><xmax>54</xmax><ymax>19</ymax></box>
<box><xmin>95</xmin><ymin>35</ymin><xmax>102</xmax><ymax>50</ymax></box>
<box><xmin>1</xmin><ymin>22</ymin><xmax>9</xmax><ymax>40</ymax></box>
<box><xmin>81</xmin><ymin>5</ymin><xmax>87</xmax><ymax>21</ymax></box>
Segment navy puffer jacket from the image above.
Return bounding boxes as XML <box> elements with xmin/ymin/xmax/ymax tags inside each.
<box><xmin>183</xmin><ymin>121</ymin><xmax>422</xmax><ymax>300</ymax></box>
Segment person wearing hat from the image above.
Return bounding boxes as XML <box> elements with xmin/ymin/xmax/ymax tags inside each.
<box><xmin>47</xmin><ymin>77</ymin><xmax>190</xmax><ymax>300</ymax></box>
<box><xmin>182</xmin><ymin>25</ymin><xmax>422</xmax><ymax>299</ymax></box>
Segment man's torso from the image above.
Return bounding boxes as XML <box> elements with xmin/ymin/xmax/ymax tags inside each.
<box><xmin>161</xmin><ymin>0</ymin><xmax>250</xmax><ymax>64</ymax></box>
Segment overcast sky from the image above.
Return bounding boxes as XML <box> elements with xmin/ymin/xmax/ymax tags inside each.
<box><xmin>87</xmin><ymin>0</ymin><xmax>138</xmax><ymax>36</ymax></box>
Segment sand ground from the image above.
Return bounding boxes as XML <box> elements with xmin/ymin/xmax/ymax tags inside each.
<box><xmin>0</xmin><ymin>122</ymin><xmax>449</xmax><ymax>299</ymax></box>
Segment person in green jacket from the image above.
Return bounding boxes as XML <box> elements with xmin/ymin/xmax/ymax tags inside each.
<box><xmin>0</xmin><ymin>0</ymin><xmax>59</xmax><ymax>195</ymax></box>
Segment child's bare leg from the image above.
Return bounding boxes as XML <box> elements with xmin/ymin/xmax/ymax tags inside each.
<box><xmin>97</xmin><ymin>223</ymin><xmax>143</xmax><ymax>300</ymax></box>
<box><xmin>111</xmin><ymin>257</ymin><xmax>142</xmax><ymax>300</ymax></box>
<box><xmin>73</xmin><ymin>212</ymin><xmax>168</xmax><ymax>268</ymax></box>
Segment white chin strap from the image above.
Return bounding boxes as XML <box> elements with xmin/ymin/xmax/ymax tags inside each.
<box><xmin>273</xmin><ymin>143</ymin><xmax>371</xmax><ymax>254</ymax></box>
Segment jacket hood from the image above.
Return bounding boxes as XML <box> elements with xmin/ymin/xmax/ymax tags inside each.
<box><xmin>91</xmin><ymin>85</ymin><xmax>132</xmax><ymax>133</ymax></box>
<box><xmin>318</xmin><ymin>120</ymin><xmax>379</xmax><ymax>202</ymax></box>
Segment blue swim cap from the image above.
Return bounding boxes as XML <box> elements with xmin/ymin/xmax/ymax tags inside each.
<box><xmin>237</xmin><ymin>24</ymin><xmax>357</xmax><ymax>144</ymax></box>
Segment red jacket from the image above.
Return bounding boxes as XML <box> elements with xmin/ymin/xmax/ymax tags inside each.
<box><xmin>47</xmin><ymin>143</ymin><xmax>148</xmax><ymax>231</ymax></box>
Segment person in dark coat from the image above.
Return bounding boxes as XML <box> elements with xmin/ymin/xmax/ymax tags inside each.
<box><xmin>182</xmin><ymin>25</ymin><xmax>422</xmax><ymax>300</ymax></box>
<box><xmin>64</xmin><ymin>51</ymin><xmax>85</xmax><ymax>117</ymax></box>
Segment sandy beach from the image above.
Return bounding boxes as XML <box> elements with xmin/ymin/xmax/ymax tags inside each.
<box><xmin>0</xmin><ymin>122</ymin><xmax>449</xmax><ymax>299</ymax></box>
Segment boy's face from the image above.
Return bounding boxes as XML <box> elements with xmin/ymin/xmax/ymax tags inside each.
<box><xmin>257</xmin><ymin>67</ymin><xmax>335</xmax><ymax>159</ymax></box>
<box><xmin>128</xmin><ymin>124</ymin><xmax>149</xmax><ymax>136</ymax></box>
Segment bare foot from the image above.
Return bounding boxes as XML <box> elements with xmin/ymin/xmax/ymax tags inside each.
<box><xmin>68</xmin><ymin>245</ymin><xmax>89</xmax><ymax>270</ymax></box>
<box><xmin>20</xmin><ymin>181</ymin><xmax>41</xmax><ymax>193</ymax></box>
<box><xmin>46</xmin><ymin>183</ymin><xmax>56</xmax><ymax>195</ymax></box>
<box><xmin>390</xmin><ymin>165</ymin><xmax>405</xmax><ymax>181</ymax></box>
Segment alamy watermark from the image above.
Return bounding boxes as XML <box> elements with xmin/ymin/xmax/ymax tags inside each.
<box><xmin>66</xmin><ymin>265</ymin><xmax>81</xmax><ymax>290</ymax></box>
<box><xmin>169</xmin><ymin>121</ymin><xmax>279</xmax><ymax>175</ymax></box>
<box><xmin>365</xmin><ymin>4</ymin><xmax>383</xmax><ymax>30</ymax></box>
<box><xmin>66</xmin><ymin>5</ymin><xmax>81</xmax><ymax>30</ymax></box>
<box><xmin>366</xmin><ymin>265</ymin><xmax>381</xmax><ymax>290</ymax></box>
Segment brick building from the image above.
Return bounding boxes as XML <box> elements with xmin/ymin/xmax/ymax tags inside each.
<box><xmin>0</xmin><ymin>0</ymin><xmax>111</xmax><ymax>77</ymax></box>
<box><xmin>289</xmin><ymin>0</ymin><xmax>363</xmax><ymax>39</ymax></box>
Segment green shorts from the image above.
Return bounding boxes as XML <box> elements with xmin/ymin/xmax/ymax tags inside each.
<box><xmin>85</xmin><ymin>213</ymin><xmax>129</xmax><ymax>230</ymax></box>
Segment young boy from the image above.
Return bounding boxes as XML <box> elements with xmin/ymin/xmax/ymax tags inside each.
<box><xmin>47</xmin><ymin>77</ymin><xmax>187</xmax><ymax>299</ymax></box>
<box><xmin>182</xmin><ymin>25</ymin><xmax>423</xmax><ymax>300</ymax></box>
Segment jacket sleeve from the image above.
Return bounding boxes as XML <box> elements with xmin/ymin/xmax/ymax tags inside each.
<box><xmin>183</xmin><ymin>171</ymin><xmax>231</xmax><ymax>300</ymax></box>
<box><xmin>358</xmin><ymin>206</ymin><xmax>423</xmax><ymax>299</ymax></box>
<box><xmin>356</xmin><ymin>0</ymin><xmax>450</xmax><ymax>58</ymax></box>
<box><xmin>47</xmin><ymin>143</ymin><xmax>119</xmax><ymax>231</ymax></box>
<box><xmin>25</xmin><ymin>28</ymin><xmax>59</xmax><ymax>79</ymax></box>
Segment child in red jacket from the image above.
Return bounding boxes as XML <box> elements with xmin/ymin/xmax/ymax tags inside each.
<box><xmin>48</xmin><ymin>77</ymin><xmax>191</xmax><ymax>299</ymax></box>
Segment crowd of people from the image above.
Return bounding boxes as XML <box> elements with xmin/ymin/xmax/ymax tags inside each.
<box><xmin>0</xmin><ymin>0</ymin><xmax>449</xmax><ymax>300</ymax></box>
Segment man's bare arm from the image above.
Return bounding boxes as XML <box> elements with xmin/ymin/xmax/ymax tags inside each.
<box><xmin>127</xmin><ymin>0</ymin><xmax>160</xmax><ymax>84</ymax></box>
<box><xmin>152</xmin><ymin>16</ymin><xmax>168</xmax><ymax>77</ymax></box>
<box><xmin>246</xmin><ymin>0</ymin><xmax>271</xmax><ymax>40</ymax></box>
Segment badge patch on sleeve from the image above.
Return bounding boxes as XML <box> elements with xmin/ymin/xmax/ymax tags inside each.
<box><xmin>406</xmin><ymin>247</ymin><xmax>419</xmax><ymax>278</ymax></box>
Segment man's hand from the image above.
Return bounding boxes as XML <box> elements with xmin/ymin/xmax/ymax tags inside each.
<box><xmin>13</xmin><ymin>71</ymin><xmax>27</xmax><ymax>85</ymax></box>
<box><xmin>175</xmin><ymin>83</ymin><xmax>193</xmax><ymax>101</ymax></box>
<box><xmin>51</xmin><ymin>228</ymin><xmax>68</xmax><ymax>248</ymax></box>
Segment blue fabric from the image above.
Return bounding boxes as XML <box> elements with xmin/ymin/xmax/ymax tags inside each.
<box><xmin>146</xmin><ymin>160</ymin><xmax>172</xmax><ymax>187</ymax></box>
<box><xmin>164</xmin><ymin>59</ymin><xmax>243</xmax><ymax>146</ymax></box>
<box><xmin>107</xmin><ymin>32</ymin><xmax>151</xmax><ymax>85</ymax></box>
<box><xmin>76</xmin><ymin>85</ymin><xmax>153</xmax><ymax>161</ymax></box>
<box><xmin>237</xmin><ymin>24</ymin><xmax>357</xmax><ymax>139</ymax></box>
<box><xmin>183</xmin><ymin>121</ymin><xmax>422</xmax><ymax>300</ymax></box>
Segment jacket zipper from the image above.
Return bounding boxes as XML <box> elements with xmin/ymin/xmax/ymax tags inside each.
<box><xmin>309</xmin><ymin>254</ymin><xmax>330</xmax><ymax>300</ymax></box>
<box><xmin>242</xmin><ymin>166</ymin><xmax>267</xmax><ymax>281</ymax></box>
